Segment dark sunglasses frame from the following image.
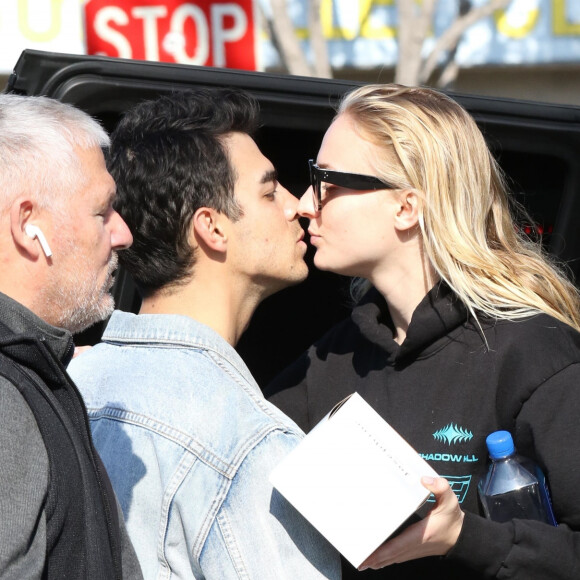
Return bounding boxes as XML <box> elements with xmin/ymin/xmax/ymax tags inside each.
<box><xmin>308</xmin><ymin>159</ymin><xmax>396</xmax><ymax>210</ymax></box>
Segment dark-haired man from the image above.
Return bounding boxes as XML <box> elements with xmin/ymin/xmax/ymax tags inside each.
<box><xmin>69</xmin><ymin>90</ymin><xmax>340</xmax><ymax>579</ymax></box>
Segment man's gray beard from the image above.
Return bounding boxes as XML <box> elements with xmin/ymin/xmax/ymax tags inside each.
<box><xmin>53</xmin><ymin>253</ymin><xmax>119</xmax><ymax>334</ymax></box>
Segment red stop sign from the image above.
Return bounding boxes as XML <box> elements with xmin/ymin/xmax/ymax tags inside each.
<box><xmin>84</xmin><ymin>0</ymin><xmax>258</xmax><ymax>70</ymax></box>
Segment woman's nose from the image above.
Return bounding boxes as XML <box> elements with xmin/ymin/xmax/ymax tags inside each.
<box><xmin>297</xmin><ymin>186</ymin><xmax>319</xmax><ymax>218</ymax></box>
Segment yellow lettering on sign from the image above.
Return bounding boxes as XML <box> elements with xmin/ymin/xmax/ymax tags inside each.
<box><xmin>295</xmin><ymin>27</ymin><xmax>308</xmax><ymax>41</ymax></box>
<box><xmin>495</xmin><ymin>5</ymin><xmax>539</xmax><ymax>39</ymax></box>
<box><xmin>553</xmin><ymin>0</ymin><xmax>580</xmax><ymax>35</ymax></box>
<box><xmin>360</xmin><ymin>0</ymin><xmax>395</xmax><ymax>39</ymax></box>
<box><xmin>18</xmin><ymin>0</ymin><xmax>64</xmax><ymax>42</ymax></box>
<box><xmin>295</xmin><ymin>0</ymin><xmax>395</xmax><ymax>41</ymax></box>
<box><xmin>295</xmin><ymin>0</ymin><xmax>351</xmax><ymax>41</ymax></box>
<box><xmin>321</xmin><ymin>0</ymin><xmax>356</xmax><ymax>40</ymax></box>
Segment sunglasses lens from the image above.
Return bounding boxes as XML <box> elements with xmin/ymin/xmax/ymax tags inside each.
<box><xmin>309</xmin><ymin>160</ymin><xmax>320</xmax><ymax>209</ymax></box>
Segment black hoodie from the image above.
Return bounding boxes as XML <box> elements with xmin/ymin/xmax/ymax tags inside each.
<box><xmin>266</xmin><ymin>283</ymin><xmax>580</xmax><ymax>579</ymax></box>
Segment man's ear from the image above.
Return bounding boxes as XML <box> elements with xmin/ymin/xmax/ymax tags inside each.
<box><xmin>393</xmin><ymin>190</ymin><xmax>420</xmax><ymax>232</ymax></box>
<box><xmin>191</xmin><ymin>207</ymin><xmax>228</xmax><ymax>253</ymax></box>
<box><xmin>10</xmin><ymin>198</ymin><xmax>46</xmax><ymax>259</ymax></box>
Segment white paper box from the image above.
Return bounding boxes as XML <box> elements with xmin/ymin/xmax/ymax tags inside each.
<box><xmin>270</xmin><ymin>392</ymin><xmax>438</xmax><ymax>568</ymax></box>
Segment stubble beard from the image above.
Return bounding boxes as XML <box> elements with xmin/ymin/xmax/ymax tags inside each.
<box><xmin>51</xmin><ymin>252</ymin><xmax>119</xmax><ymax>334</ymax></box>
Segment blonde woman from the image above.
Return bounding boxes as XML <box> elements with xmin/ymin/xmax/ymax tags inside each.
<box><xmin>266</xmin><ymin>84</ymin><xmax>580</xmax><ymax>579</ymax></box>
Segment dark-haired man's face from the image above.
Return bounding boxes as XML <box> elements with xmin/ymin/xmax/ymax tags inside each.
<box><xmin>224</xmin><ymin>132</ymin><xmax>308</xmax><ymax>296</ymax></box>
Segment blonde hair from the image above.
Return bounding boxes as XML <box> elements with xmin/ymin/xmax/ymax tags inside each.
<box><xmin>340</xmin><ymin>84</ymin><xmax>580</xmax><ymax>331</ymax></box>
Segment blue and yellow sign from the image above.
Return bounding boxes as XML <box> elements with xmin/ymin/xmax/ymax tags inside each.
<box><xmin>1</xmin><ymin>0</ymin><xmax>580</xmax><ymax>74</ymax></box>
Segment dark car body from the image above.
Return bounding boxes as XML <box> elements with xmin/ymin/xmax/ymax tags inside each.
<box><xmin>6</xmin><ymin>49</ymin><xmax>580</xmax><ymax>386</ymax></box>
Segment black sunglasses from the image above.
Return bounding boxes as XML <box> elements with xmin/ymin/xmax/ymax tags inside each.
<box><xmin>308</xmin><ymin>159</ymin><xmax>396</xmax><ymax>210</ymax></box>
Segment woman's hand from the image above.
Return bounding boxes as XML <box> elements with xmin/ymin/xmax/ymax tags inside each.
<box><xmin>358</xmin><ymin>476</ymin><xmax>465</xmax><ymax>571</ymax></box>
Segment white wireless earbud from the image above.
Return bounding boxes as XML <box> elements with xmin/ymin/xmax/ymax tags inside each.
<box><xmin>25</xmin><ymin>224</ymin><xmax>53</xmax><ymax>258</ymax></box>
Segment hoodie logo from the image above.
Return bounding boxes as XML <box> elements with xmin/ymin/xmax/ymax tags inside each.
<box><xmin>426</xmin><ymin>475</ymin><xmax>472</xmax><ymax>504</ymax></box>
<box><xmin>433</xmin><ymin>423</ymin><xmax>473</xmax><ymax>445</ymax></box>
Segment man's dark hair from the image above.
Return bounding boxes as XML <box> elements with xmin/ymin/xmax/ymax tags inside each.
<box><xmin>108</xmin><ymin>88</ymin><xmax>260</xmax><ymax>297</ymax></box>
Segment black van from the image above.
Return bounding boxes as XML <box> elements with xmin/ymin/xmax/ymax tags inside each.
<box><xmin>6</xmin><ymin>49</ymin><xmax>580</xmax><ymax>386</ymax></box>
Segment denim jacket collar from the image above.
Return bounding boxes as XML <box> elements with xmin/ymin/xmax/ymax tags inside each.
<box><xmin>103</xmin><ymin>310</ymin><xmax>259</xmax><ymax>394</ymax></box>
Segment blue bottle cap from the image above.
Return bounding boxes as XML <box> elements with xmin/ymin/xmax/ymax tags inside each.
<box><xmin>486</xmin><ymin>430</ymin><xmax>515</xmax><ymax>459</ymax></box>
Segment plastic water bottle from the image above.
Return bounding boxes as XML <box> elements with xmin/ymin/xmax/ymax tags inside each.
<box><xmin>478</xmin><ymin>430</ymin><xmax>557</xmax><ymax>525</ymax></box>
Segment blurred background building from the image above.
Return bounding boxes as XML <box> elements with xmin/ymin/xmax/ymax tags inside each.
<box><xmin>1</xmin><ymin>0</ymin><xmax>580</xmax><ymax>106</ymax></box>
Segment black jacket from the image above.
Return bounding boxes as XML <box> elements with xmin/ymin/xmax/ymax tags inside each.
<box><xmin>266</xmin><ymin>283</ymin><xmax>580</xmax><ymax>579</ymax></box>
<box><xmin>0</xmin><ymin>292</ymin><xmax>141</xmax><ymax>579</ymax></box>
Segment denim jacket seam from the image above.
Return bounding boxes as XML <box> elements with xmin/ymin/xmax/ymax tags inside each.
<box><xmin>206</xmin><ymin>350</ymin><xmax>299</xmax><ymax>425</ymax></box>
<box><xmin>233</xmin><ymin>423</ymin><xmax>291</xmax><ymax>467</ymax></box>
<box><xmin>87</xmin><ymin>407</ymin><xmax>237</xmax><ymax>478</ymax></box>
<box><xmin>194</xmin><ymin>427</ymin><xmax>300</xmax><ymax>574</ymax></box>
<box><xmin>202</xmin><ymin>349</ymin><xmax>261</xmax><ymax>396</ymax></box>
<box><xmin>191</xmin><ymin>474</ymin><xmax>233</xmax><ymax>563</ymax></box>
<box><xmin>160</xmin><ymin>451</ymin><xmax>197</xmax><ymax>571</ymax></box>
<box><xmin>88</xmin><ymin>406</ymin><xmax>299</xmax><ymax>480</ymax></box>
<box><xmin>216</xmin><ymin>509</ymin><xmax>250</xmax><ymax>579</ymax></box>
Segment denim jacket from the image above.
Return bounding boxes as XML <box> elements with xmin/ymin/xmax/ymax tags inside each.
<box><xmin>68</xmin><ymin>311</ymin><xmax>340</xmax><ymax>580</ymax></box>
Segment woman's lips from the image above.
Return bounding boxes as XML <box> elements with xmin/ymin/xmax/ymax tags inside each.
<box><xmin>308</xmin><ymin>229</ymin><xmax>321</xmax><ymax>244</ymax></box>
